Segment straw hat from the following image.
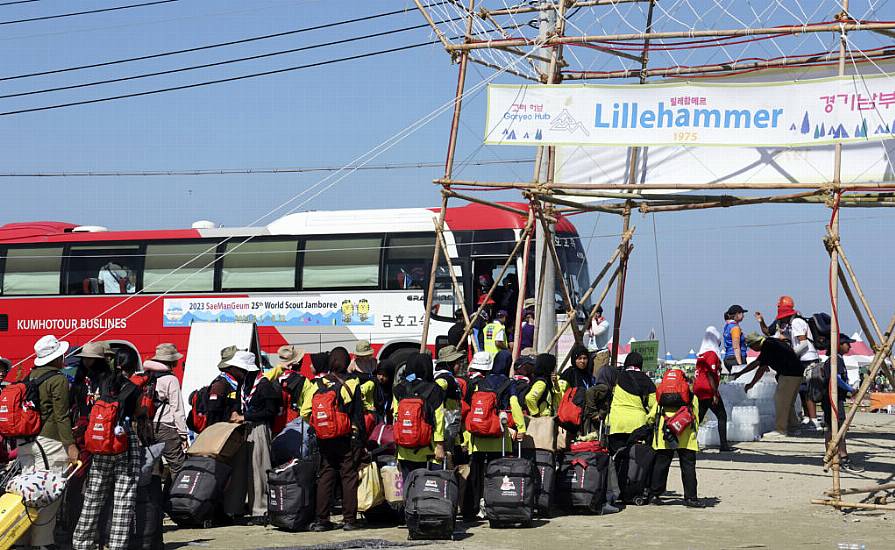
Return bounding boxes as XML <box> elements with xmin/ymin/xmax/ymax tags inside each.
<box><xmin>34</xmin><ymin>335</ymin><xmax>70</xmax><ymax>367</ymax></box>
<box><xmin>151</xmin><ymin>343</ymin><xmax>183</xmax><ymax>362</ymax></box>
<box><xmin>225</xmin><ymin>350</ymin><xmax>259</xmax><ymax>372</ymax></box>
<box><xmin>437</xmin><ymin>345</ymin><xmax>464</xmax><ymax>363</ymax></box>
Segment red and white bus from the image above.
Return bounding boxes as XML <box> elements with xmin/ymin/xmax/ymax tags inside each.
<box><xmin>0</xmin><ymin>202</ymin><xmax>589</xmax><ymax>378</ymax></box>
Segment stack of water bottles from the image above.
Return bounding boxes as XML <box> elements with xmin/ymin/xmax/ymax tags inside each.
<box><xmin>697</xmin><ymin>369</ymin><xmax>786</xmax><ymax>445</ymax></box>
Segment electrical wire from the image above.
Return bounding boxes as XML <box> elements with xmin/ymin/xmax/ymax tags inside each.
<box><xmin>0</xmin><ymin>0</ymin><xmax>179</xmax><ymax>26</ymax></box>
<box><xmin>0</xmin><ymin>158</ymin><xmax>534</xmax><ymax>177</ymax></box>
<box><xmin>0</xmin><ymin>40</ymin><xmax>443</xmax><ymax>117</ymax></box>
<box><xmin>0</xmin><ymin>1</ymin><xmax>451</xmax><ymax>82</ymax></box>
<box><xmin>0</xmin><ymin>22</ymin><xmax>457</xmax><ymax>100</ymax></box>
<box><xmin>0</xmin><ymin>0</ymin><xmax>40</xmax><ymax>6</ymax></box>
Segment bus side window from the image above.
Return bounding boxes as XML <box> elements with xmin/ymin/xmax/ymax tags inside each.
<box><xmin>1</xmin><ymin>247</ymin><xmax>63</xmax><ymax>295</ymax></box>
<box><xmin>65</xmin><ymin>246</ymin><xmax>140</xmax><ymax>295</ymax></box>
<box><xmin>384</xmin><ymin>237</ymin><xmax>434</xmax><ymax>290</ymax></box>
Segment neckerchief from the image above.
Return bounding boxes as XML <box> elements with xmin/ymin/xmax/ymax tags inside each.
<box><xmin>219</xmin><ymin>372</ymin><xmax>238</xmax><ymax>391</ymax></box>
<box><xmin>242</xmin><ymin>373</ymin><xmax>264</xmax><ymax>413</ymax></box>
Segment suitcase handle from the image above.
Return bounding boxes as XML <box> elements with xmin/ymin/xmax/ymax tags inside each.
<box><xmin>63</xmin><ymin>461</ymin><xmax>83</xmax><ymax>482</ymax></box>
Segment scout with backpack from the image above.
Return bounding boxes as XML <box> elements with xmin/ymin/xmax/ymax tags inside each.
<box><xmin>393</xmin><ymin>382</ymin><xmax>438</xmax><ymax>449</ymax></box>
<box><xmin>272</xmin><ymin>370</ymin><xmax>306</xmax><ymax>435</ymax></box>
<box><xmin>0</xmin><ymin>371</ymin><xmax>64</xmax><ymax>439</ymax></box>
<box><xmin>655</xmin><ymin>369</ymin><xmax>695</xmax><ymax>445</ymax></box>
<box><xmin>309</xmin><ymin>376</ymin><xmax>353</xmax><ymax>440</ymax></box>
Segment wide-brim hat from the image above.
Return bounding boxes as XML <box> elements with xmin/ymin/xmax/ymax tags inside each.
<box><xmin>76</xmin><ymin>341</ymin><xmax>106</xmax><ymax>359</ymax></box>
<box><xmin>34</xmin><ymin>335</ymin><xmax>70</xmax><ymax>367</ymax></box>
<box><xmin>354</xmin><ymin>340</ymin><xmax>374</xmax><ymax>357</ymax></box>
<box><xmin>437</xmin><ymin>345</ymin><xmax>464</xmax><ymax>363</ymax></box>
<box><xmin>225</xmin><ymin>350</ymin><xmax>259</xmax><ymax>372</ymax></box>
<box><xmin>776</xmin><ymin>306</ymin><xmax>798</xmax><ymax>320</ymax></box>
<box><xmin>277</xmin><ymin>345</ymin><xmax>305</xmax><ymax>366</ymax></box>
<box><xmin>218</xmin><ymin>345</ymin><xmax>238</xmax><ymax>370</ymax></box>
<box><xmin>469</xmin><ymin>351</ymin><xmax>493</xmax><ymax>372</ymax></box>
<box><xmin>745</xmin><ymin>332</ymin><xmax>765</xmax><ymax>348</ymax></box>
<box><xmin>151</xmin><ymin>343</ymin><xmax>183</xmax><ymax>362</ymax></box>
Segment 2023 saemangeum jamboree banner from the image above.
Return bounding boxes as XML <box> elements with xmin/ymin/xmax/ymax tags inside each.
<box><xmin>485</xmin><ymin>74</ymin><xmax>895</xmax><ymax>148</ymax></box>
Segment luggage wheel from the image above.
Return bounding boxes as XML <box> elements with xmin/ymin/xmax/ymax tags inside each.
<box><xmin>633</xmin><ymin>496</ymin><xmax>648</xmax><ymax>506</ymax></box>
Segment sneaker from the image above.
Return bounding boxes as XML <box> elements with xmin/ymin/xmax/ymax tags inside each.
<box><xmin>343</xmin><ymin>522</ymin><xmax>362</xmax><ymax>532</ymax></box>
<box><xmin>812</xmin><ymin>419</ymin><xmax>824</xmax><ymax>430</ymax></box>
<box><xmin>601</xmin><ymin>503</ymin><xmax>621</xmax><ymax>514</ymax></box>
<box><xmin>762</xmin><ymin>430</ymin><xmax>788</xmax><ymax>439</ymax></box>
<box><xmin>801</xmin><ymin>417</ymin><xmax>812</xmax><ymax>426</ymax></box>
<box><xmin>310</xmin><ymin>521</ymin><xmax>336</xmax><ymax>532</ymax></box>
<box><xmin>650</xmin><ymin>496</ymin><xmax>665</xmax><ymax>506</ymax></box>
<box><xmin>683</xmin><ymin>498</ymin><xmax>706</xmax><ymax>508</ymax></box>
<box><xmin>840</xmin><ymin>459</ymin><xmax>865</xmax><ymax>474</ymax></box>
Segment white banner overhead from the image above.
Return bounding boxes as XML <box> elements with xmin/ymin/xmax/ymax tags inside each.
<box><xmin>485</xmin><ymin>75</ymin><xmax>895</xmax><ymax>148</ymax></box>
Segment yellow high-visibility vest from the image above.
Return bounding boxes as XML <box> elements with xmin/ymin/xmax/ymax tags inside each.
<box><xmin>483</xmin><ymin>320</ymin><xmax>506</xmax><ymax>356</ymax></box>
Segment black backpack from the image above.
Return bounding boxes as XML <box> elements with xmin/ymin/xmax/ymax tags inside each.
<box><xmin>800</xmin><ymin>313</ymin><xmax>832</xmax><ymax>351</ymax></box>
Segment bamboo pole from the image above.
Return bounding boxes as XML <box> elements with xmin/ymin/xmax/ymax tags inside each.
<box><xmin>823</xmin><ymin>310</ymin><xmax>895</xmax><ymax>464</ymax></box>
<box><xmin>830</xmin><ymin>237</ymin><xmax>895</xmax><ymax>388</ymax></box>
<box><xmin>454</xmin><ymin>214</ymin><xmax>536</xmax><ymax>350</ymax></box>
<box><xmin>535</xmin><ymin>192</ymin><xmax>627</xmax><ymax>215</ymax></box>
<box><xmin>825</xmin><ymin>481</ymin><xmax>895</xmax><ymax>497</ymax></box>
<box><xmin>483</xmin><ymin>0</ymin><xmax>647</xmax><ymax>17</ymax></box>
<box><xmin>412</xmin><ymin>0</ymin><xmax>454</xmax><ymax>50</ymax></box>
<box><xmin>537</xmin><ymin>212</ymin><xmax>584</xmax><ymax>344</ymax></box>
<box><xmin>811</xmin><ymin>499</ymin><xmax>895</xmax><ymax>512</ymax></box>
<box><xmin>436</xmin><ymin>229</ymin><xmax>479</xmax><ymax>354</ymax></box>
<box><xmin>445</xmin><ymin>22</ymin><xmax>895</xmax><ymax>52</ymax></box>
<box><xmin>826</xmin><ymin>3</ymin><xmax>850</xmax><ymax>500</ymax></box>
<box><xmin>419</xmin><ymin>0</ymin><xmax>476</xmax><ymax>352</ymax></box>
<box><xmin>444</xmin><ymin>190</ymin><xmax>532</xmax><ymax>217</ymax></box>
<box><xmin>544</xmin><ymin>229</ymin><xmax>635</xmax><ymax>352</ymax></box>
<box><xmin>532</xmin><ymin>233</ymin><xmax>549</xmax><ymax>351</ymax></box>
<box><xmin>559</xmin><ymin>265</ymin><xmax>623</xmax><ymax>370</ymax></box>
<box><xmin>563</xmin><ymin>47</ymin><xmax>895</xmax><ymax>80</ymax></box>
<box><xmin>512</xmin><ymin>204</ymin><xmax>535</xmax><ymax>362</ymax></box>
<box><xmin>468</xmin><ymin>56</ymin><xmax>540</xmax><ymax>82</ymax></box>
<box><xmin>639</xmin><ymin>190</ymin><xmax>826</xmax><ymax>212</ymax></box>
<box><xmin>435</xmin><ymin>178</ymin><xmax>895</xmax><ymax>191</ymax></box>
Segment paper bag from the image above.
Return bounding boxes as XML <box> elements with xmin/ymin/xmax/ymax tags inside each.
<box><xmin>522</xmin><ymin>416</ymin><xmax>557</xmax><ymax>451</ymax></box>
<box><xmin>357</xmin><ymin>462</ymin><xmax>385</xmax><ymax>512</ymax></box>
<box><xmin>187</xmin><ymin>422</ymin><xmax>246</xmax><ymax>461</ymax></box>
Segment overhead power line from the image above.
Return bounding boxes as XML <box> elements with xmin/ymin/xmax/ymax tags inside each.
<box><xmin>0</xmin><ymin>0</ymin><xmax>179</xmax><ymax>26</ymax></box>
<box><xmin>0</xmin><ymin>2</ymin><xmax>449</xmax><ymax>81</ymax></box>
<box><xmin>0</xmin><ymin>0</ymin><xmax>40</xmax><ymax>6</ymax></box>
<box><xmin>0</xmin><ymin>22</ymin><xmax>458</xmax><ymax>100</ymax></box>
<box><xmin>0</xmin><ymin>38</ymin><xmax>462</xmax><ymax>117</ymax></box>
<box><xmin>0</xmin><ymin>159</ymin><xmax>535</xmax><ymax>177</ymax></box>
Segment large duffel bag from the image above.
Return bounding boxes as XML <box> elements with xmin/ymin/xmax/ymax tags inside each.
<box><xmin>166</xmin><ymin>457</ymin><xmax>232</xmax><ymax>527</ymax></box>
<box><xmin>187</xmin><ymin>422</ymin><xmax>247</xmax><ymax>463</ymax></box>
<box><xmin>556</xmin><ymin>451</ymin><xmax>609</xmax><ymax>513</ymax></box>
<box><xmin>483</xmin><ymin>446</ymin><xmax>538</xmax><ymax>528</ymax></box>
<box><xmin>267</xmin><ymin>458</ymin><xmax>316</xmax><ymax>532</ymax></box>
<box><xmin>271</xmin><ymin>418</ymin><xmax>317</xmax><ymax>467</ymax></box>
<box><xmin>404</xmin><ymin>467</ymin><xmax>458</xmax><ymax>540</ymax></box>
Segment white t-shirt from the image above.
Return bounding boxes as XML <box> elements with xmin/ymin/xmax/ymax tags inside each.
<box><xmin>587</xmin><ymin>318</ymin><xmax>611</xmax><ymax>352</ymax></box>
<box><xmin>790</xmin><ymin>317</ymin><xmax>819</xmax><ymax>362</ymax></box>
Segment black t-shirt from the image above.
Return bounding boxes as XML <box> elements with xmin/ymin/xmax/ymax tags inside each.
<box><xmin>757</xmin><ymin>338</ymin><xmax>803</xmax><ymax>377</ymax></box>
<box><xmin>447</xmin><ymin>322</ymin><xmax>467</xmax><ymax>351</ymax></box>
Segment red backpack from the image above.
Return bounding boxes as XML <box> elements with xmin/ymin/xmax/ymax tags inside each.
<box><xmin>394</xmin><ymin>382</ymin><xmax>436</xmax><ymax>448</ymax></box>
<box><xmin>129</xmin><ymin>372</ymin><xmax>167</xmax><ymax>420</ymax></box>
<box><xmin>656</xmin><ymin>369</ymin><xmax>692</xmax><ymax>408</ymax></box>
<box><xmin>665</xmin><ymin>405</ymin><xmax>695</xmax><ymax>436</ymax></box>
<box><xmin>464</xmin><ymin>379</ymin><xmax>511</xmax><ymax>437</ymax></box>
<box><xmin>84</xmin><ymin>397</ymin><xmax>129</xmax><ymax>455</ymax></box>
<box><xmin>557</xmin><ymin>386</ymin><xmax>585</xmax><ymax>429</ymax></box>
<box><xmin>273</xmin><ymin>371</ymin><xmax>306</xmax><ymax>435</ymax></box>
<box><xmin>309</xmin><ymin>379</ymin><xmax>352</xmax><ymax>440</ymax></box>
<box><xmin>0</xmin><ymin>371</ymin><xmax>62</xmax><ymax>438</ymax></box>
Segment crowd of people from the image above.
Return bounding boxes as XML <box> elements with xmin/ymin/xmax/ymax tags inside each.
<box><xmin>0</xmin><ymin>293</ymin><xmax>862</xmax><ymax>547</ymax></box>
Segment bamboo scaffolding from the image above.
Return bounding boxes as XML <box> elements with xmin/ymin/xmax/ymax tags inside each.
<box><xmin>444</xmin><ymin>22</ymin><xmax>895</xmax><ymax>52</ymax></box>
<box><xmin>436</xmin><ymin>228</ymin><xmax>479</xmax><ymax>354</ymax></box>
<box><xmin>512</xmin><ymin>203</ymin><xmax>535</xmax><ymax>362</ymax></box>
<box><xmin>639</xmin><ymin>190</ymin><xmax>827</xmax><ymax>212</ymax></box>
<box><xmin>482</xmin><ymin>0</ymin><xmax>648</xmax><ymax>17</ymax></box>
<box><xmin>563</xmin><ymin>47</ymin><xmax>895</xmax><ymax>80</ymax></box>
<box><xmin>827</xmin><ymin>235</ymin><xmax>895</xmax><ymax>387</ymax></box>
<box><xmin>825</xmin><ymin>481</ymin><xmax>895</xmax><ymax>497</ymax></box>
<box><xmin>544</xmin><ymin>228</ymin><xmax>635</xmax><ymax>352</ymax></box>
<box><xmin>823</xmin><ymin>310</ymin><xmax>895</xmax><ymax>465</ymax></box>
<box><xmin>453</xmin><ymin>213</ymin><xmax>536</xmax><ymax>352</ymax></box>
<box><xmin>811</xmin><ymin>499</ymin><xmax>895</xmax><ymax>511</ymax></box>
<box><xmin>435</xmin><ymin>178</ymin><xmax>895</xmax><ymax>191</ymax></box>
<box><xmin>560</xmin><ymin>265</ymin><xmax>623</xmax><ymax>370</ymax></box>
<box><xmin>537</xmin><ymin>211</ymin><xmax>585</xmax><ymax>344</ymax></box>
<box><xmin>532</xmin><ymin>230</ymin><xmax>549</xmax><ymax>350</ymax></box>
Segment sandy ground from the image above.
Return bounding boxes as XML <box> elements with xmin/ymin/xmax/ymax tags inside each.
<box><xmin>164</xmin><ymin>412</ymin><xmax>895</xmax><ymax>550</ymax></box>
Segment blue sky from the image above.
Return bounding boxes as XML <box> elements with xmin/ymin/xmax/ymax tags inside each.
<box><xmin>1</xmin><ymin>0</ymin><xmax>894</xmax><ymax>355</ymax></box>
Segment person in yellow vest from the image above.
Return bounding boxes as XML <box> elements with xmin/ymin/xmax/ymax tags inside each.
<box><xmin>483</xmin><ymin>309</ymin><xmax>509</xmax><ymax>357</ymax></box>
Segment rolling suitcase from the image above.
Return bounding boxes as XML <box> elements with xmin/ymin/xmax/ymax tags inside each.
<box><xmin>0</xmin><ymin>493</ymin><xmax>38</xmax><ymax>550</ymax></box>
<box><xmin>531</xmin><ymin>449</ymin><xmax>556</xmax><ymax>516</ymax></box>
<box><xmin>404</xmin><ymin>464</ymin><xmax>459</xmax><ymax>540</ymax></box>
<box><xmin>556</xmin><ymin>450</ymin><xmax>610</xmax><ymax>513</ymax></box>
<box><xmin>130</xmin><ymin>476</ymin><xmax>164</xmax><ymax>550</ymax></box>
<box><xmin>268</xmin><ymin>457</ymin><xmax>316</xmax><ymax>531</ymax></box>
<box><xmin>483</xmin><ymin>439</ymin><xmax>538</xmax><ymax>528</ymax></box>
<box><xmin>166</xmin><ymin>456</ymin><xmax>232</xmax><ymax>527</ymax></box>
<box><xmin>615</xmin><ymin>443</ymin><xmax>655</xmax><ymax>505</ymax></box>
